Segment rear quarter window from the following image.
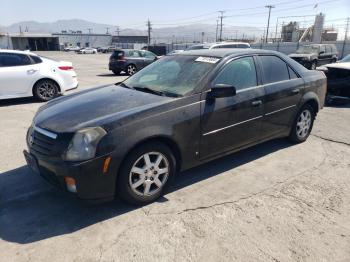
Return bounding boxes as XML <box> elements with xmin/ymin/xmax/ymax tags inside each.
<box><xmin>30</xmin><ymin>55</ymin><xmax>42</xmax><ymax>64</ymax></box>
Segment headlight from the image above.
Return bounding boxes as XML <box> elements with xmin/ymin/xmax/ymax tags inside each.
<box><xmin>64</xmin><ymin>127</ymin><xmax>107</xmax><ymax>161</ymax></box>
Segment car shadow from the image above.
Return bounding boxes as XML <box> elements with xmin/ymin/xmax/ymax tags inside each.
<box><xmin>0</xmin><ymin>97</ymin><xmax>42</xmax><ymax>107</ymax></box>
<box><xmin>0</xmin><ymin>138</ymin><xmax>292</xmax><ymax>244</ymax></box>
<box><xmin>97</xmin><ymin>72</ymin><xmax>127</xmax><ymax>77</ymax></box>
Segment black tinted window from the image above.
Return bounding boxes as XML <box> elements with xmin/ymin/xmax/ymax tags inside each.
<box><xmin>288</xmin><ymin>66</ymin><xmax>299</xmax><ymax>79</ymax></box>
<box><xmin>237</xmin><ymin>44</ymin><xmax>249</xmax><ymax>48</ymax></box>
<box><xmin>30</xmin><ymin>55</ymin><xmax>42</xmax><ymax>64</ymax></box>
<box><xmin>260</xmin><ymin>56</ymin><xmax>290</xmax><ymax>84</ymax></box>
<box><xmin>0</xmin><ymin>53</ymin><xmax>32</xmax><ymax>67</ymax></box>
<box><xmin>214</xmin><ymin>57</ymin><xmax>257</xmax><ymax>91</ymax></box>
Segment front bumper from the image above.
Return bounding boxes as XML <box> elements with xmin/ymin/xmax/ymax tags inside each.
<box><xmin>24</xmin><ymin>150</ymin><xmax>117</xmax><ymax>201</ymax></box>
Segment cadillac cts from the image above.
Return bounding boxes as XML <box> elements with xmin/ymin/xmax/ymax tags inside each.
<box><xmin>24</xmin><ymin>49</ymin><xmax>327</xmax><ymax>205</ymax></box>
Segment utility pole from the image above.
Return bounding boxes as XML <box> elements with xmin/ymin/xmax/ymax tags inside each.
<box><xmin>147</xmin><ymin>19</ymin><xmax>152</xmax><ymax>46</ymax></box>
<box><xmin>218</xmin><ymin>11</ymin><xmax>225</xmax><ymax>42</ymax></box>
<box><xmin>87</xmin><ymin>28</ymin><xmax>92</xmax><ymax>34</ymax></box>
<box><xmin>274</xmin><ymin>17</ymin><xmax>279</xmax><ymax>42</ymax></box>
<box><xmin>115</xmin><ymin>26</ymin><xmax>120</xmax><ymax>37</ymax></box>
<box><xmin>215</xmin><ymin>20</ymin><xmax>219</xmax><ymax>42</ymax></box>
<box><xmin>105</xmin><ymin>27</ymin><xmax>109</xmax><ymax>34</ymax></box>
<box><xmin>201</xmin><ymin>32</ymin><xmax>205</xmax><ymax>43</ymax></box>
<box><xmin>265</xmin><ymin>5</ymin><xmax>275</xmax><ymax>43</ymax></box>
<box><xmin>342</xmin><ymin>17</ymin><xmax>350</xmax><ymax>58</ymax></box>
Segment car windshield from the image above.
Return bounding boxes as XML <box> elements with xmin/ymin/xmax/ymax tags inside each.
<box><xmin>296</xmin><ymin>45</ymin><xmax>319</xmax><ymax>54</ymax></box>
<box><xmin>123</xmin><ymin>55</ymin><xmax>219</xmax><ymax>96</ymax></box>
<box><xmin>340</xmin><ymin>54</ymin><xmax>350</xmax><ymax>62</ymax></box>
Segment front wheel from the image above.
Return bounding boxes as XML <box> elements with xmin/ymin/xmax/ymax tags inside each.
<box><xmin>288</xmin><ymin>104</ymin><xmax>315</xmax><ymax>143</ymax></box>
<box><xmin>117</xmin><ymin>142</ymin><xmax>176</xmax><ymax>205</ymax></box>
<box><xmin>127</xmin><ymin>64</ymin><xmax>137</xmax><ymax>75</ymax></box>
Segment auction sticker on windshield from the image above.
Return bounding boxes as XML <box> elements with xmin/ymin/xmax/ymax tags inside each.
<box><xmin>195</xmin><ymin>56</ymin><xmax>220</xmax><ymax>64</ymax></box>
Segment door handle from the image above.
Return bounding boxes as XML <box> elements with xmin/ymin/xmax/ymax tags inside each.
<box><xmin>292</xmin><ymin>89</ymin><xmax>300</xmax><ymax>94</ymax></box>
<box><xmin>27</xmin><ymin>69</ymin><xmax>38</xmax><ymax>74</ymax></box>
<box><xmin>251</xmin><ymin>100</ymin><xmax>262</xmax><ymax>107</ymax></box>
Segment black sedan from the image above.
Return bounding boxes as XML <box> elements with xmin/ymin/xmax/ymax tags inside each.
<box><xmin>109</xmin><ymin>49</ymin><xmax>158</xmax><ymax>76</ymax></box>
<box><xmin>24</xmin><ymin>49</ymin><xmax>327</xmax><ymax>205</ymax></box>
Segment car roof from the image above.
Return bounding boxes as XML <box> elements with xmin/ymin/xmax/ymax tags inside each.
<box><xmin>173</xmin><ymin>48</ymin><xmax>281</xmax><ymax>58</ymax></box>
<box><xmin>0</xmin><ymin>49</ymin><xmax>38</xmax><ymax>56</ymax></box>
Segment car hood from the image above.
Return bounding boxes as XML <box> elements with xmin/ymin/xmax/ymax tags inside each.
<box><xmin>34</xmin><ymin>84</ymin><xmax>172</xmax><ymax>133</ymax></box>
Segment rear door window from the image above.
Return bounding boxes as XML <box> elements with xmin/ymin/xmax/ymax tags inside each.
<box><xmin>259</xmin><ymin>56</ymin><xmax>290</xmax><ymax>84</ymax></box>
<box><xmin>325</xmin><ymin>45</ymin><xmax>332</xmax><ymax>54</ymax></box>
<box><xmin>128</xmin><ymin>50</ymin><xmax>141</xmax><ymax>57</ymax></box>
<box><xmin>0</xmin><ymin>53</ymin><xmax>32</xmax><ymax>67</ymax></box>
<box><xmin>142</xmin><ymin>51</ymin><xmax>156</xmax><ymax>59</ymax></box>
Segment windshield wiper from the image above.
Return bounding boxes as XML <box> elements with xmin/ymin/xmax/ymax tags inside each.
<box><xmin>118</xmin><ymin>82</ymin><xmax>134</xmax><ymax>89</ymax></box>
<box><xmin>133</xmin><ymin>86</ymin><xmax>166</xmax><ymax>96</ymax></box>
<box><xmin>133</xmin><ymin>86</ymin><xmax>182</xmax><ymax>97</ymax></box>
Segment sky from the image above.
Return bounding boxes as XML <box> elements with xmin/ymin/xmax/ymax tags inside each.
<box><xmin>1</xmin><ymin>0</ymin><xmax>349</xmax><ymax>34</ymax></box>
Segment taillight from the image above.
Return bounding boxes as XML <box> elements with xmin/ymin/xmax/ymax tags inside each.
<box><xmin>58</xmin><ymin>66</ymin><xmax>73</xmax><ymax>71</ymax></box>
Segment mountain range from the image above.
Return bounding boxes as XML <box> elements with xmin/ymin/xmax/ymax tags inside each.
<box><xmin>0</xmin><ymin>19</ymin><xmax>261</xmax><ymax>43</ymax></box>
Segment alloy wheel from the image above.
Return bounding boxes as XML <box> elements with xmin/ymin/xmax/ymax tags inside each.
<box><xmin>127</xmin><ymin>65</ymin><xmax>136</xmax><ymax>75</ymax></box>
<box><xmin>37</xmin><ymin>81</ymin><xmax>57</xmax><ymax>100</ymax></box>
<box><xmin>129</xmin><ymin>152</ymin><xmax>170</xmax><ymax>196</ymax></box>
<box><xmin>296</xmin><ymin>109</ymin><xmax>312</xmax><ymax>139</ymax></box>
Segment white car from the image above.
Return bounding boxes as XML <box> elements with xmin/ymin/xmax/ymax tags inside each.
<box><xmin>186</xmin><ymin>42</ymin><xmax>251</xmax><ymax>50</ymax></box>
<box><xmin>0</xmin><ymin>50</ymin><xmax>78</xmax><ymax>101</ymax></box>
<box><xmin>77</xmin><ymin>48</ymin><xmax>97</xmax><ymax>54</ymax></box>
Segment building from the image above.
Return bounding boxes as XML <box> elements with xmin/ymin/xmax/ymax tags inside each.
<box><xmin>281</xmin><ymin>14</ymin><xmax>338</xmax><ymax>43</ymax></box>
<box><xmin>0</xmin><ymin>33</ymin><xmax>59</xmax><ymax>50</ymax></box>
<box><xmin>0</xmin><ymin>32</ymin><xmax>149</xmax><ymax>50</ymax></box>
<box><xmin>112</xmin><ymin>35</ymin><xmax>148</xmax><ymax>44</ymax></box>
<box><xmin>53</xmin><ymin>32</ymin><xmax>112</xmax><ymax>49</ymax></box>
<box><xmin>281</xmin><ymin>22</ymin><xmax>300</xmax><ymax>42</ymax></box>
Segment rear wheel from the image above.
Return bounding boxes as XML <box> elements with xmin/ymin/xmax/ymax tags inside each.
<box><xmin>33</xmin><ymin>79</ymin><xmax>59</xmax><ymax>102</ymax></box>
<box><xmin>288</xmin><ymin>104</ymin><xmax>315</xmax><ymax>143</ymax></box>
<box><xmin>117</xmin><ymin>142</ymin><xmax>176</xmax><ymax>205</ymax></box>
<box><xmin>127</xmin><ymin>64</ymin><xmax>137</xmax><ymax>75</ymax></box>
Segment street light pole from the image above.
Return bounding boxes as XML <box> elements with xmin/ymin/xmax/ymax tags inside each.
<box><xmin>265</xmin><ymin>5</ymin><xmax>275</xmax><ymax>43</ymax></box>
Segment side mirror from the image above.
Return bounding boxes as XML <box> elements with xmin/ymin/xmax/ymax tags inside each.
<box><xmin>319</xmin><ymin>51</ymin><xmax>325</xmax><ymax>55</ymax></box>
<box><xmin>208</xmin><ymin>84</ymin><xmax>236</xmax><ymax>99</ymax></box>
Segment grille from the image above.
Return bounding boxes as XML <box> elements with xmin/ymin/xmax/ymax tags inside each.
<box><xmin>30</xmin><ymin>129</ymin><xmax>56</xmax><ymax>156</ymax></box>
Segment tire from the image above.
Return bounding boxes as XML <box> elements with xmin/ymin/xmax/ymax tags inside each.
<box><xmin>117</xmin><ymin>142</ymin><xmax>176</xmax><ymax>205</ymax></box>
<box><xmin>288</xmin><ymin>104</ymin><xmax>315</xmax><ymax>143</ymax></box>
<box><xmin>331</xmin><ymin>58</ymin><xmax>337</xmax><ymax>63</ymax></box>
<box><xmin>310</xmin><ymin>60</ymin><xmax>317</xmax><ymax>70</ymax></box>
<box><xmin>112</xmin><ymin>70</ymin><xmax>120</xmax><ymax>75</ymax></box>
<box><xmin>127</xmin><ymin>64</ymin><xmax>137</xmax><ymax>75</ymax></box>
<box><xmin>33</xmin><ymin>79</ymin><xmax>59</xmax><ymax>102</ymax></box>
